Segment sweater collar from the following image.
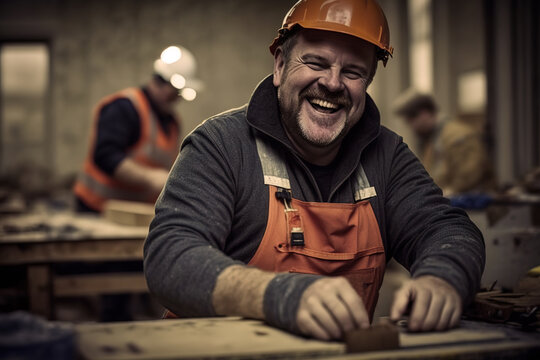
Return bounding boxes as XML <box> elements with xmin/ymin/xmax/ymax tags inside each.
<box><xmin>246</xmin><ymin>74</ymin><xmax>381</xmax><ymax>171</ymax></box>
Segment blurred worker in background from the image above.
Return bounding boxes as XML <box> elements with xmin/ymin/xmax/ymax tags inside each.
<box><xmin>73</xmin><ymin>45</ymin><xmax>201</xmax><ymax>213</ymax></box>
<box><xmin>71</xmin><ymin>45</ymin><xmax>200</xmax><ymax>322</ymax></box>
<box><xmin>393</xmin><ymin>89</ymin><xmax>493</xmax><ymax>196</ymax></box>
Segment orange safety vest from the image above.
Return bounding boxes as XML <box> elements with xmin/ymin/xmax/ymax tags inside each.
<box><xmin>164</xmin><ymin>135</ymin><xmax>386</xmax><ymax>322</ymax></box>
<box><xmin>73</xmin><ymin>88</ymin><xmax>180</xmax><ymax>212</ymax></box>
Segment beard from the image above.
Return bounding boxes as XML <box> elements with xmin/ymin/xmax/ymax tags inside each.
<box><xmin>278</xmin><ymin>83</ymin><xmax>352</xmax><ymax>148</ymax></box>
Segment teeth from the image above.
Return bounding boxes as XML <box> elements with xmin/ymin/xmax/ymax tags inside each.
<box><xmin>310</xmin><ymin>98</ymin><xmax>338</xmax><ymax>109</ymax></box>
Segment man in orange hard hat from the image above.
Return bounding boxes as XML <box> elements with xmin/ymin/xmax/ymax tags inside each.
<box><xmin>145</xmin><ymin>0</ymin><xmax>485</xmax><ymax>340</ymax></box>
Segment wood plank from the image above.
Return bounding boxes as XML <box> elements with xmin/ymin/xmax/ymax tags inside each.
<box><xmin>320</xmin><ymin>340</ymin><xmax>540</xmax><ymax>359</ymax></box>
<box><xmin>103</xmin><ymin>200</ymin><xmax>155</xmax><ymax>227</ymax></box>
<box><xmin>27</xmin><ymin>265</ymin><xmax>51</xmax><ymax>318</ymax></box>
<box><xmin>76</xmin><ymin>317</ymin><xmax>344</xmax><ymax>360</ymax></box>
<box><xmin>0</xmin><ymin>213</ymin><xmax>148</xmax><ymax>244</ymax></box>
<box><xmin>75</xmin><ymin>318</ymin><xmax>525</xmax><ymax>360</ymax></box>
<box><xmin>399</xmin><ymin>328</ymin><xmax>506</xmax><ymax>347</ymax></box>
<box><xmin>0</xmin><ymin>238</ymin><xmax>144</xmax><ymax>265</ymax></box>
<box><xmin>54</xmin><ymin>273</ymin><xmax>148</xmax><ymax>296</ymax></box>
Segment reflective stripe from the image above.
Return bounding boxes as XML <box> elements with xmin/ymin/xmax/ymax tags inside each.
<box><xmin>255</xmin><ymin>135</ymin><xmax>376</xmax><ymax>201</ymax></box>
<box><xmin>106</xmin><ymin>88</ymin><xmax>178</xmax><ymax>168</ymax></box>
<box><xmin>255</xmin><ymin>136</ymin><xmax>291</xmax><ymax>189</ymax></box>
<box><xmin>352</xmin><ymin>165</ymin><xmax>377</xmax><ymax>201</ymax></box>
<box><xmin>133</xmin><ymin>143</ymin><xmax>175</xmax><ymax>168</ymax></box>
<box><xmin>130</xmin><ymin>93</ymin><xmax>177</xmax><ymax>168</ymax></box>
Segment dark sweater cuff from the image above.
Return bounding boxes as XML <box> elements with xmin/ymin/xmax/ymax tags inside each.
<box><xmin>263</xmin><ymin>273</ymin><xmax>322</xmax><ymax>334</ymax></box>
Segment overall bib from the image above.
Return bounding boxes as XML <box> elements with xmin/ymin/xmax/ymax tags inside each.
<box><xmin>164</xmin><ymin>135</ymin><xmax>386</xmax><ymax>320</ymax></box>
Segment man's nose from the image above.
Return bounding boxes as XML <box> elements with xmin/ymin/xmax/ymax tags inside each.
<box><xmin>318</xmin><ymin>68</ymin><xmax>344</xmax><ymax>93</ymax></box>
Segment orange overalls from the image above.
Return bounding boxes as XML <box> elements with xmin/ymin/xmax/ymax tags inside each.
<box><xmin>164</xmin><ymin>134</ymin><xmax>386</xmax><ymax>320</ymax></box>
<box><xmin>73</xmin><ymin>88</ymin><xmax>179</xmax><ymax>212</ymax></box>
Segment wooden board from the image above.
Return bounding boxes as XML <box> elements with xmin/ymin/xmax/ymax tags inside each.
<box><xmin>320</xmin><ymin>340</ymin><xmax>540</xmax><ymax>359</ymax></box>
<box><xmin>0</xmin><ymin>238</ymin><xmax>144</xmax><ymax>265</ymax></box>
<box><xmin>77</xmin><ymin>317</ymin><xmax>344</xmax><ymax>360</ymax></box>
<box><xmin>0</xmin><ymin>213</ymin><xmax>148</xmax><ymax>244</ymax></box>
<box><xmin>54</xmin><ymin>273</ymin><xmax>148</xmax><ymax>296</ymax></box>
<box><xmin>399</xmin><ymin>327</ymin><xmax>507</xmax><ymax>348</ymax></box>
<box><xmin>0</xmin><ymin>213</ymin><xmax>147</xmax><ymax>265</ymax></box>
<box><xmin>103</xmin><ymin>200</ymin><xmax>155</xmax><ymax>227</ymax></box>
<box><xmin>76</xmin><ymin>317</ymin><xmax>517</xmax><ymax>360</ymax></box>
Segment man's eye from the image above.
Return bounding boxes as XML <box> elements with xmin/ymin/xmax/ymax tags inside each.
<box><xmin>306</xmin><ymin>62</ymin><xmax>324</xmax><ymax>70</ymax></box>
<box><xmin>343</xmin><ymin>70</ymin><xmax>363</xmax><ymax>79</ymax></box>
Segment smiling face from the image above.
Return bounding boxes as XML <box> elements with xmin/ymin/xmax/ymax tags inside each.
<box><xmin>273</xmin><ymin>29</ymin><xmax>376</xmax><ymax>151</ymax></box>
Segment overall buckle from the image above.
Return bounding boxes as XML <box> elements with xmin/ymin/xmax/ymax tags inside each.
<box><xmin>276</xmin><ymin>188</ymin><xmax>305</xmax><ymax>247</ymax></box>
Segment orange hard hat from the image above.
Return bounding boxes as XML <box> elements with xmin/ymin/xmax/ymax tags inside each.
<box><xmin>269</xmin><ymin>0</ymin><xmax>394</xmax><ymax>66</ymax></box>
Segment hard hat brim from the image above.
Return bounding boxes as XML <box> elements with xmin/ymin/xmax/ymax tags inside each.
<box><xmin>269</xmin><ymin>23</ymin><xmax>393</xmax><ymax>64</ymax></box>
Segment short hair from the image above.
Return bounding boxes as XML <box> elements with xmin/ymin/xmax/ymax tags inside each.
<box><xmin>278</xmin><ymin>28</ymin><xmax>302</xmax><ymax>63</ymax></box>
<box><xmin>393</xmin><ymin>89</ymin><xmax>438</xmax><ymax>118</ymax></box>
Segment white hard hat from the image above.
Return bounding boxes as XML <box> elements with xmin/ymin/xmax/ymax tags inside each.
<box><xmin>153</xmin><ymin>45</ymin><xmax>203</xmax><ymax>99</ymax></box>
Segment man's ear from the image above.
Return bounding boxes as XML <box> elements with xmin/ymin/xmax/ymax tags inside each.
<box><xmin>273</xmin><ymin>48</ymin><xmax>285</xmax><ymax>87</ymax></box>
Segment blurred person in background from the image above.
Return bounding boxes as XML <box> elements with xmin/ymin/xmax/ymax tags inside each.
<box><xmin>73</xmin><ymin>45</ymin><xmax>201</xmax><ymax>213</ymax></box>
<box><xmin>70</xmin><ymin>46</ymin><xmax>201</xmax><ymax>322</ymax></box>
<box><xmin>393</xmin><ymin>89</ymin><xmax>493</xmax><ymax>196</ymax></box>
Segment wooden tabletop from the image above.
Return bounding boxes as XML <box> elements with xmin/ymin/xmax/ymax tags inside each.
<box><xmin>76</xmin><ymin>317</ymin><xmax>540</xmax><ymax>360</ymax></box>
<box><xmin>0</xmin><ymin>213</ymin><xmax>148</xmax><ymax>265</ymax></box>
<box><xmin>0</xmin><ymin>212</ymin><xmax>148</xmax><ymax>243</ymax></box>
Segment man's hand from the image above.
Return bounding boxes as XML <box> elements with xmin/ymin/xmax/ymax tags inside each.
<box><xmin>114</xmin><ymin>158</ymin><xmax>169</xmax><ymax>197</ymax></box>
<box><xmin>146</xmin><ymin>169</ymin><xmax>170</xmax><ymax>195</ymax></box>
<box><xmin>296</xmin><ymin>277</ymin><xmax>370</xmax><ymax>340</ymax></box>
<box><xmin>390</xmin><ymin>275</ymin><xmax>462</xmax><ymax>332</ymax></box>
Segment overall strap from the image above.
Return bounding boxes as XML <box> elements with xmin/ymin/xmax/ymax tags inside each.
<box><xmin>352</xmin><ymin>164</ymin><xmax>377</xmax><ymax>201</ymax></box>
<box><xmin>255</xmin><ymin>134</ymin><xmax>376</xmax><ymax>201</ymax></box>
<box><xmin>255</xmin><ymin>135</ymin><xmax>291</xmax><ymax>190</ymax></box>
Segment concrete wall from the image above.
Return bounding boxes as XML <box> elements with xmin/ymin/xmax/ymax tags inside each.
<box><xmin>1</xmin><ymin>0</ymin><xmax>294</xmax><ymax>178</ymax></box>
<box><xmin>369</xmin><ymin>0</ymin><xmax>413</xmax><ymax>145</ymax></box>
<box><xmin>433</xmin><ymin>0</ymin><xmax>485</xmax><ymax>119</ymax></box>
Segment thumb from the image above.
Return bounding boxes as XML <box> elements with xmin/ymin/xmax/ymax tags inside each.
<box><xmin>390</xmin><ymin>284</ymin><xmax>412</xmax><ymax>321</ymax></box>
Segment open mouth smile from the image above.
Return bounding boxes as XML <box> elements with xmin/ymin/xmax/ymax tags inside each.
<box><xmin>308</xmin><ymin>98</ymin><xmax>343</xmax><ymax>114</ymax></box>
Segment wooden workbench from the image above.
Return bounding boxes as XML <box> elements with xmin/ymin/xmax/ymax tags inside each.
<box><xmin>76</xmin><ymin>317</ymin><xmax>540</xmax><ymax>359</ymax></box>
<box><xmin>0</xmin><ymin>213</ymin><xmax>148</xmax><ymax>318</ymax></box>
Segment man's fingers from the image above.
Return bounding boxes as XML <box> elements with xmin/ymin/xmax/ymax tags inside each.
<box><xmin>296</xmin><ymin>277</ymin><xmax>370</xmax><ymax>340</ymax></box>
<box><xmin>337</xmin><ymin>285</ymin><xmax>370</xmax><ymax>329</ymax></box>
<box><xmin>390</xmin><ymin>276</ymin><xmax>462</xmax><ymax>332</ymax></box>
<box><xmin>306</xmin><ymin>296</ymin><xmax>342</xmax><ymax>339</ymax></box>
<box><xmin>435</xmin><ymin>300</ymin><xmax>454</xmax><ymax>331</ymax></box>
<box><xmin>390</xmin><ymin>285</ymin><xmax>411</xmax><ymax>321</ymax></box>
<box><xmin>320</xmin><ymin>291</ymin><xmax>356</xmax><ymax>334</ymax></box>
<box><xmin>421</xmin><ymin>293</ymin><xmax>444</xmax><ymax>331</ymax></box>
<box><xmin>449</xmin><ymin>304</ymin><xmax>462</xmax><ymax>328</ymax></box>
<box><xmin>408</xmin><ymin>289</ymin><xmax>431</xmax><ymax>331</ymax></box>
<box><xmin>297</xmin><ymin>309</ymin><xmax>331</xmax><ymax>340</ymax></box>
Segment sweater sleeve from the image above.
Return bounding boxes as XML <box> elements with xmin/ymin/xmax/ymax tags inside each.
<box><xmin>143</xmin><ymin>123</ymin><xmax>244</xmax><ymax>317</ymax></box>
<box><xmin>385</xmin><ymin>138</ymin><xmax>485</xmax><ymax>305</ymax></box>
